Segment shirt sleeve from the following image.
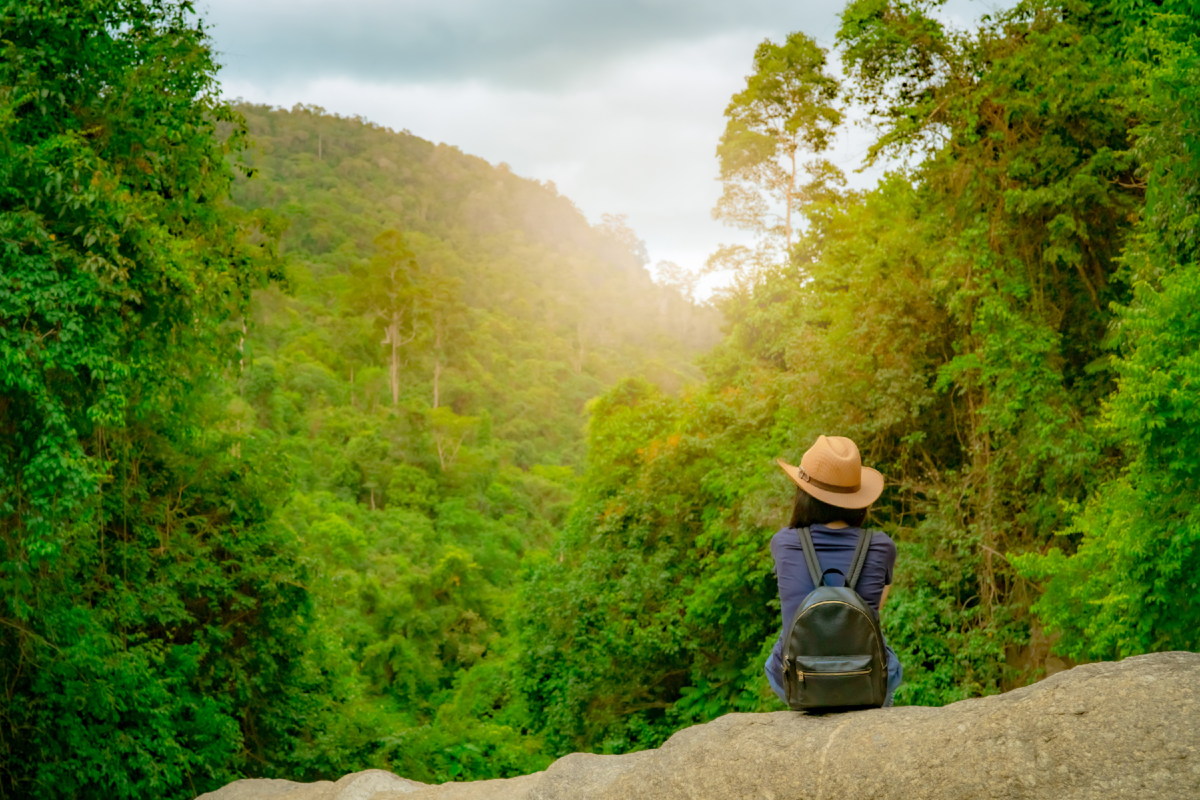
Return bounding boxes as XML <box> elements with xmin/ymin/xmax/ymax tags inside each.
<box><xmin>881</xmin><ymin>535</ymin><xmax>896</xmax><ymax>585</ymax></box>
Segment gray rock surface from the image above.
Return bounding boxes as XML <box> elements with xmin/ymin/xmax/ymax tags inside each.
<box><xmin>200</xmin><ymin>651</ymin><xmax>1200</xmax><ymax>800</ymax></box>
<box><xmin>197</xmin><ymin>770</ymin><xmax>427</xmax><ymax>800</ymax></box>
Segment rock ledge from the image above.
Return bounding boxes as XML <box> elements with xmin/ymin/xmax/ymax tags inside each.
<box><xmin>200</xmin><ymin>652</ymin><xmax>1200</xmax><ymax>800</ymax></box>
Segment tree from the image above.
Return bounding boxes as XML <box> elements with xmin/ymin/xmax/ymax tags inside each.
<box><xmin>712</xmin><ymin>32</ymin><xmax>842</xmax><ymax>272</ymax></box>
<box><xmin>351</xmin><ymin>230</ymin><xmax>425</xmax><ymax>407</ymax></box>
<box><xmin>835</xmin><ymin>0</ymin><xmax>1144</xmax><ymax>677</ymax></box>
<box><xmin>427</xmin><ymin>271</ymin><xmax>470</xmax><ymax>410</ymax></box>
<box><xmin>0</xmin><ymin>0</ymin><xmax>270</xmax><ymax>560</ymax></box>
<box><xmin>429</xmin><ymin>407</ymin><xmax>479</xmax><ymax>472</ymax></box>
<box><xmin>653</xmin><ymin>261</ymin><xmax>700</xmax><ymax>303</ymax></box>
<box><xmin>597</xmin><ymin>213</ymin><xmax>649</xmax><ymax>268</ymax></box>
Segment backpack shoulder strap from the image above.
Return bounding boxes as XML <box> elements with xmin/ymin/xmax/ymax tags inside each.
<box><xmin>796</xmin><ymin>527</ymin><xmax>822</xmax><ymax>587</ymax></box>
<box><xmin>847</xmin><ymin>529</ymin><xmax>875</xmax><ymax>591</ymax></box>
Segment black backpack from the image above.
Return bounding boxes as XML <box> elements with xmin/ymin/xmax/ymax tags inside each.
<box><xmin>781</xmin><ymin>527</ymin><xmax>887</xmax><ymax>711</ymax></box>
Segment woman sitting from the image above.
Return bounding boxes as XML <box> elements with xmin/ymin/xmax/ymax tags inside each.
<box><xmin>764</xmin><ymin>435</ymin><xmax>903</xmax><ymax>707</ymax></box>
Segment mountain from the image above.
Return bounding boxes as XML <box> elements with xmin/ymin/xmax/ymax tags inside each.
<box><xmin>232</xmin><ymin>102</ymin><xmax>718</xmax><ymax>474</ymax></box>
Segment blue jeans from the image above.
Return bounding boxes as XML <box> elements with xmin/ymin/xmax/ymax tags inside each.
<box><xmin>766</xmin><ymin>643</ymin><xmax>903</xmax><ymax>707</ymax></box>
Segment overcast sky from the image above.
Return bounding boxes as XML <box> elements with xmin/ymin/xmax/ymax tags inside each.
<box><xmin>204</xmin><ymin>0</ymin><xmax>1011</xmax><ymax>294</ymax></box>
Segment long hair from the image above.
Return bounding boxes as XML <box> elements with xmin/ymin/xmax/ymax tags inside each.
<box><xmin>788</xmin><ymin>487</ymin><xmax>868</xmax><ymax>528</ymax></box>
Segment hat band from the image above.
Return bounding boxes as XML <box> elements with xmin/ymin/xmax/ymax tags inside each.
<box><xmin>798</xmin><ymin>466</ymin><xmax>860</xmax><ymax>494</ymax></box>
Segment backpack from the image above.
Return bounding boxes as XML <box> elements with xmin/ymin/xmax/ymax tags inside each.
<box><xmin>781</xmin><ymin>526</ymin><xmax>887</xmax><ymax>711</ymax></box>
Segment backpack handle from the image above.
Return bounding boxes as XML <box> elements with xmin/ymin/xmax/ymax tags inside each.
<box><xmin>819</xmin><ymin>567</ymin><xmax>847</xmax><ymax>587</ymax></box>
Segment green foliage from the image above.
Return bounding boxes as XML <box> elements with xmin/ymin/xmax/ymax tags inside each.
<box><xmin>0</xmin><ymin>0</ymin><xmax>272</xmax><ymax>559</ymax></box>
<box><xmin>269</xmin><ymin>489</ymin><xmax>552</xmax><ymax>783</ymax></box>
<box><xmin>7</xmin><ymin>0</ymin><xmax>1200</xmax><ymax>790</ymax></box>
<box><xmin>1015</xmin><ymin>5</ymin><xmax>1200</xmax><ymax>659</ymax></box>
<box><xmin>0</xmin><ymin>1</ymin><xmax>313</xmax><ymax>797</ymax></box>
<box><xmin>518</xmin><ymin>379</ymin><xmax>785</xmax><ymax>754</ymax></box>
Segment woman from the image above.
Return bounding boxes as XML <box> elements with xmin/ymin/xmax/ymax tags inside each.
<box><xmin>764</xmin><ymin>434</ymin><xmax>903</xmax><ymax>706</ymax></box>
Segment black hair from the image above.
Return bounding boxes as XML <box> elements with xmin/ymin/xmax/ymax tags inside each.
<box><xmin>788</xmin><ymin>487</ymin><xmax>868</xmax><ymax>529</ymax></box>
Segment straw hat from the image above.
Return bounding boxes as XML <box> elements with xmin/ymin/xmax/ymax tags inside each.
<box><xmin>777</xmin><ymin>435</ymin><xmax>883</xmax><ymax>509</ymax></box>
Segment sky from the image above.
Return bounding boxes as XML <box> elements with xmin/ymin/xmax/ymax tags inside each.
<box><xmin>204</xmin><ymin>0</ymin><xmax>1011</xmax><ymax>294</ymax></box>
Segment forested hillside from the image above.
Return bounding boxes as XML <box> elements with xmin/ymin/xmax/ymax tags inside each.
<box><xmin>218</xmin><ymin>105</ymin><xmax>721</xmax><ymax>782</ymax></box>
<box><xmin>2</xmin><ymin>0</ymin><xmax>1199</xmax><ymax>797</ymax></box>
<box><xmin>230</xmin><ymin>103</ymin><xmax>718</xmax><ymax>469</ymax></box>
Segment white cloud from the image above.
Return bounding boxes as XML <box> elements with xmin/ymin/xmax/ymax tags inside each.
<box><xmin>203</xmin><ymin>0</ymin><xmax>835</xmax><ymax>87</ymax></box>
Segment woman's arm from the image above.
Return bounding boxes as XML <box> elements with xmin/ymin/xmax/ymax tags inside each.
<box><xmin>879</xmin><ymin>584</ymin><xmax>890</xmax><ymax>610</ymax></box>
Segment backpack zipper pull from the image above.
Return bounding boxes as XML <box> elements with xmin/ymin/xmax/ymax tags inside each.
<box><xmin>785</xmin><ymin>656</ymin><xmax>805</xmax><ymax>685</ymax></box>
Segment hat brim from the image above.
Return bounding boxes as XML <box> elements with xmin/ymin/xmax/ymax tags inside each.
<box><xmin>777</xmin><ymin>458</ymin><xmax>884</xmax><ymax>509</ymax></box>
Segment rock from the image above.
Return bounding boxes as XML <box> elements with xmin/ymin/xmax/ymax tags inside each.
<box><xmin>199</xmin><ymin>652</ymin><xmax>1200</xmax><ymax>800</ymax></box>
<box><xmin>385</xmin><ymin>772</ymin><xmax>544</xmax><ymax>800</ymax></box>
<box><xmin>198</xmin><ymin>769</ymin><xmax>426</xmax><ymax>800</ymax></box>
<box><xmin>196</xmin><ymin>778</ymin><xmax>312</xmax><ymax>800</ymax></box>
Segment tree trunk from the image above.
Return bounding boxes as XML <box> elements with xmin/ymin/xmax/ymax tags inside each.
<box><xmin>433</xmin><ymin>358</ymin><xmax>442</xmax><ymax>409</ymax></box>
<box><xmin>238</xmin><ymin>317</ymin><xmax>246</xmax><ymax>383</ymax></box>
<box><xmin>433</xmin><ymin>324</ymin><xmax>443</xmax><ymax>409</ymax></box>
<box><xmin>434</xmin><ymin>432</ymin><xmax>467</xmax><ymax>472</ymax></box>
<box><xmin>388</xmin><ymin>319</ymin><xmax>400</xmax><ymax>406</ymax></box>
<box><xmin>786</xmin><ymin>149</ymin><xmax>797</xmax><ymax>251</ymax></box>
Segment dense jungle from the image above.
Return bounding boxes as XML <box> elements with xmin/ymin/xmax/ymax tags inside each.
<box><xmin>1</xmin><ymin>0</ymin><xmax>1198</xmax><ymax>797</ymax></box>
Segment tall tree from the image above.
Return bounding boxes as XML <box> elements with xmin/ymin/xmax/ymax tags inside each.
<box><xmin>654</xmin><ymin>261</ymin><xmax>700</xmax><ymax>303</ymax></box>
<box><xmin>351</xmin><ymin>230</ymin><xmax>426</xmax><ymax>407</ymax></box>
<box><xmin>837</xmin><ymin>0</ymin><xmax>1143</xmax><ymax>668</ymax></box>
<box><xmin>712</xmin><ymin>31</ymin><xmax>842</xmax><ymax>274</ymax></box>
<box><xmin>429</xmin><ymin>407</ymin><xmax>479</xmax><ymax>472</ymax></box>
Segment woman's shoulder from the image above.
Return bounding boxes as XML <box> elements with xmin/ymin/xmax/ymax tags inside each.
<box><xmin>865</xmin><ymin>529</ymin><xmax>897</xmax><ymax>562</ymax></box>
<box><xmin>866</xmin><ymin>528</ymin><xmax>896</xmax><ymax>547</ymax></box>
<box><xmin>770</xmin><ymin>527</ymin><xmax>800</xmax><ymax>553</ymax></box>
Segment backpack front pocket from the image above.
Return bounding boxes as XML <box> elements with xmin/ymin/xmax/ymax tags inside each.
<box><xmin>792</xmin><ymin>654</ymin><xmax>876</xmax><ymax>708</ymax></box>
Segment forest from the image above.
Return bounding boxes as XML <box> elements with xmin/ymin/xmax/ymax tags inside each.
<box><xmin>0</xmin><ymin>0</ymin><xmax>1197</xmax><ymax>797</ymax></box>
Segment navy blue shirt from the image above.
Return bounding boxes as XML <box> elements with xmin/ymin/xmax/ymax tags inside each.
<box><xmin>767</xmin><ymin>524</ymin><xmax>896</xmax><ymax>673</ymax></box>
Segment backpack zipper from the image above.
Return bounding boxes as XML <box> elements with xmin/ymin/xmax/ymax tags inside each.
<box><xmin>787</xmin><ymin>663</ymin><xmax>871</xmax><ymax>685</ymax></box>
<box><xmin>797</xmin><ymin>600</ymin><xmax>860</xmax><ymax>614</ymax></box>
<box><xmin>801</xmin><ymin>669</ymin><xmax>871</xmax><ymax>679</ymax></box>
